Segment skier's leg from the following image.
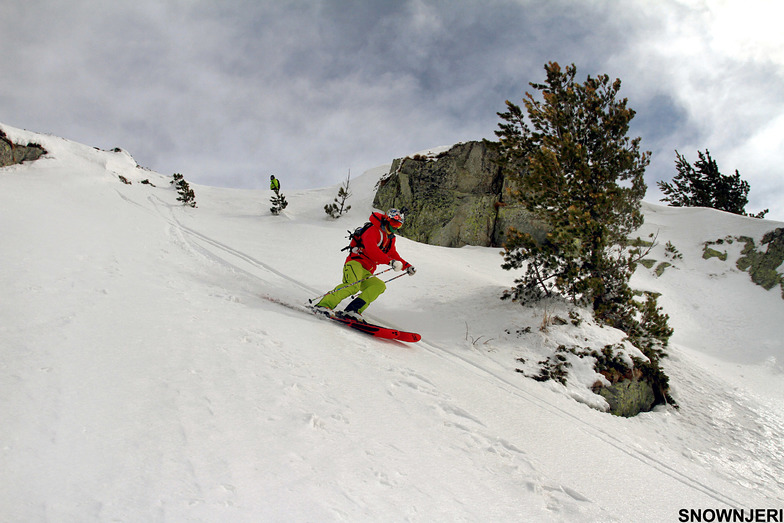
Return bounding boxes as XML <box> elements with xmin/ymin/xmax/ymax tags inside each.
<box><xmin>351</xmin><ymin>276</ymin><xmax>386</xmax><ymax>313</ymax></box>
<box><xmin>316</xmin><ymin>261</ymin><xmax>367</xmax><ymax>309</ymax></box>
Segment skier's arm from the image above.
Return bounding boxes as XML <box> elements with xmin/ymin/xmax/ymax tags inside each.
<box><xmin>360</xmin><ymin>227</ymin><xmax>394</xmax><ymax>266</ymax></box>
<box><xmin>386</xmin><ymin>239</ymin><xmax>410</xmax><ymax>269</ymax></box>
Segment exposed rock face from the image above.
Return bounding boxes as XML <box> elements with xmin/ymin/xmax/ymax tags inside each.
<box><xmin>0</xmin><ymin>129</ymin><xmax>47</xmax><ymax>167</ymax></box>
<box><xmin>595</xmin><ymin>377</ymin><xmax>656</xmax><ymax>417</ymax></box>
<box><xmin>737</xmin><ymin>228</ymin><xmax>784</xmax><ymax>297</ymax></box>
<box><xmin>706</xmin><ymin>229</ymin><xmax>784</xmax><ymax>298</ymax></box>
<box><xmin>373</xmin><ymin>141</ymin><xmax>546</xmax><ymax>248</ymax></box>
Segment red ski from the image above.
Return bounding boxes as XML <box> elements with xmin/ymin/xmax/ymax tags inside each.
<box><xmin>261</xmin><ymin>295</ymin><xmax>421</xmax><ymax>343</ymax></box>
<box><xmin>329</xmin><ymin>314</ymin><xmax>421</xmax><ymax>343</ymax></box>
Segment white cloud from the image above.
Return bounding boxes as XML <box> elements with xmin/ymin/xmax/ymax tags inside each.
<box><xmin>602</xmin><ymin>0</ymin><xmax>784</xmax><ymax>218</ymax></box>
<box><xmin>707</xmin><ymin>0</ymin><xmax>784</xmax><ymax>65</ymax></box>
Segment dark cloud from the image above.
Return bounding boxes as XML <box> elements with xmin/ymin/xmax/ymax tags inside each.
<box><xmin>2</xmin><ymin>0</ymin><xmax>782</xmax><ymax>219</ymax></box>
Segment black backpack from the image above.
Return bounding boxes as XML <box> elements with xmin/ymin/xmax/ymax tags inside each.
<box><xmin>341</xmin><ymin>222</ymin><xmax>373</xmax><ymax>253</ymax></box>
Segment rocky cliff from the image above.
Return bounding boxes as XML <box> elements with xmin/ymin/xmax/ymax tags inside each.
<box><xmin>373</xmin><ymin>141</ymin><xmax>546</xmax><ymax>248</ymax></box>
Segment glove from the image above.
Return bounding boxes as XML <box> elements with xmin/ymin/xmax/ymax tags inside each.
<box><xmin>390</xmin><ymin>260</ymin><xmax>404</xmax><ymax>271</ymax></box>
<box><xmin>406</xmin><ymin>265</ymin><xmax>416</xmax><ymax>276</ymax></box>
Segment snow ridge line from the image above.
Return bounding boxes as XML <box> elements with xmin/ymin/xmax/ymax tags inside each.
<box><xmin>413</xmin><ymin>336</ymin><xmax>749</xmax><ymax>509</ymax></box>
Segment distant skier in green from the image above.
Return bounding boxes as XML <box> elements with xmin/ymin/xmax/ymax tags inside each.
<box><xmin>315</xmin><ymin>208</ymin><xmax>415</xmax><ymax>321</ymax></box>
<box><xmin>270</xmin><ymin>174</ymin><xmax>280</xmax><ymax>192</ymax></box>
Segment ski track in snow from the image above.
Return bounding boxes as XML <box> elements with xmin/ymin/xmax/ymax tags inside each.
<box><xmin>181</xmin><ymin>179</ymin><xmax>782</xmax><ymax>514</ymax></box>
<box><xmin>149</xmin><ymin>180</ymin><xmax>764</xmax><ymax>513</ymax></box>
<box><xmin>661</xmin><ymin>345</ymin><xmax>784</xmax><ymax>500</ymax></box>
<box><xmin>2</xmin><ymin>123</ymin><xmax>783</xmax><ymax>521</ymax></box>
<box><xmin>138</xmin><ymin>188</ymin><xmax>631</xmax><ymax>518</ymax></box>
<box><xmin>153</xmin><ymin>193</ymin><xmax>607</xmax><ymax>515</ymax></box>
<box><xmin>149</xmin><ymin>194</ymin><xmax>320</xmax><ymax>298</ymax></box>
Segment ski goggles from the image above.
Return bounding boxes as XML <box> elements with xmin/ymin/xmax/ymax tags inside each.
<box><xmin>387</xmin><ymin>208</ymin><xmax>404</xmax><ymax>228</ymax></box>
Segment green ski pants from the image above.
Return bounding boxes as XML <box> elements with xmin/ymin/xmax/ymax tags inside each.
<box><xmin>316</xmin><ymin>260</ymin><xmax>386</xmax><ymax>313</ymax></box>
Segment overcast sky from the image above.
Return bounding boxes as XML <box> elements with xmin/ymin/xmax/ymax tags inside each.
<box><xmin>2</xmin><ymin>0</ymin><xmax>782</xmax><ymax>219</ymax></box>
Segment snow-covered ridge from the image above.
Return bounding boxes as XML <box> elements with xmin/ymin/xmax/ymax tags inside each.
<box><xmin>2</xmin><ymin>122</ymin><xmax>783</xmax><ymax>521</ymax></box>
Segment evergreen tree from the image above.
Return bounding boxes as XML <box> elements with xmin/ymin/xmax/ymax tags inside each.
<box><xmin>270</xmin><ymin>187</ymin><xmax>288</xmax><ymax>215</ymax></box>
<box><xmin>325</xmin><ymin>170</ymin><xmax>352</xmax><ymax>219</ymax></box>
<box><xmin>493</xmin><ymin>62</ymin><xmax>649</xmax><ymax>328</ymax></box>
<box><xmin>493</xmin><ymin>62</ymin><xmax>675</xmax><ymax>408</ymax></box>
<box><xmin>658</xmin><ymin>150</ymin><xmax>768</xmax><ymax>218</ymax></box>
<box><xmin>171</xmin><ymin>173</ymin><xmax>196</xmax><ymax>208</ymax></box>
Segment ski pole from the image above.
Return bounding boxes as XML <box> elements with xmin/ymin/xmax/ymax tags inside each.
<box><xmin>383</xmin><ymin>272</ymin><xmax>409</xmax><ymax>284</ymax></box>
<box><xmin>308</xmin><ymin>268</ymin><xmax>393</xmax><ymax>304</ymax></box>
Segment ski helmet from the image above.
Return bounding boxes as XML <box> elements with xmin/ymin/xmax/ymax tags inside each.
<box><xmin>386</xmin><ymin>208</ymin><xmax>404</xmax><ymax>229</ymax></box>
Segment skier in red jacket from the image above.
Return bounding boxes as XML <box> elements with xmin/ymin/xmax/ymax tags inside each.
<box><xmin>315</xmin><ymin>209</ymin><xmax>415</xmax><ymax>321</ymax></box>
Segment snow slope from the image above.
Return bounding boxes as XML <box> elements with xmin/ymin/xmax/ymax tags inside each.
<box><xmin>2</xmin><ymin>123</ymin><xmax>783</xmax><ymax>522</ymax></box>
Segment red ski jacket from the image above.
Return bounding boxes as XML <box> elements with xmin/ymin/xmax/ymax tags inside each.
<box><xmin>346</xmin><ymin>212</ymin><xmax>410</xmax><ymax>273</ymax></box>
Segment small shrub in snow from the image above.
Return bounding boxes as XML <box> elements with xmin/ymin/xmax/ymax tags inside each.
<box><xmin>171</xmin><ymin>173</ymin><xmax>197</xmax><ymax>207</ymax></box>
<box><xmin>324</xmin><ymin>171</ymin><xmax>352</xmax><ymax>219</ymax></box>
<box><xmin>517</xmin><ymin>345</ymin><xmax>576</xmax><ymax>386</ymax></box>
<box><xmin>664</xmin><ymin>241</ymin><xmax>683</xmax><ymax>261</ymax></box>
<box><xmin>270</xmin><ymin>191</ymin><xmax>288</xmax><ymax>215</ymax></box>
